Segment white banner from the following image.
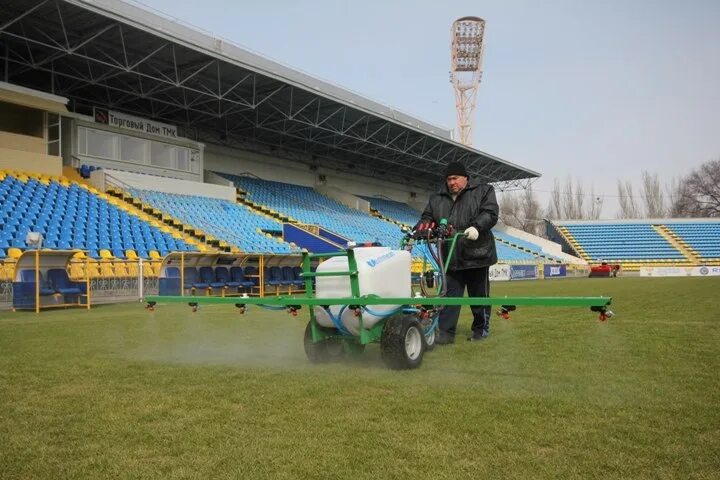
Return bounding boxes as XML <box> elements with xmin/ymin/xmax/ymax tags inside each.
<box><xmin>94</xmin><ymin>108</ymin><xmax>178</xmax><ymax>139</ymax></box>
<box><xmin>489</xmin><ymin>264</ymin><xmax>511</xmax><ymax>282</ymax></box>
<box><xmin>639</xmin><ymin>266</ymin><xmax>720</xmax><ymax>277</ymax></box>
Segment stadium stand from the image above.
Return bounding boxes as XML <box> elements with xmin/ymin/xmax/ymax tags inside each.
<box><xmin>128</xmin><ymin>189</ymin><xmax>295</xmax><ymax>254</ymax></box>
<box><xmin>549</xmin><ymin>219</ymin><xmax>720</xmax><ymax>270</ymax></box>
<box><xmin>220</xmin><ymin>173</ymin><xmax>411</xmax><ymax>249</ymax></box>
<box><xmin>665</xmin><ymin>222</ymin><xmax>720</xmax><ymax>262</ymax></box>
<box><xmin>0</xmin><ymin>170</ymin><xmax>196</xmax><ymax>260</ymax></box>
<box><xmin>219</xmin><ymin>173</ymin><xmax>558</xmax><ymax>265</ymax></box>
<box><xmin>360</xmin><ymin>196</ymin><xmax>421</xmax><ymax>226</ymax></box>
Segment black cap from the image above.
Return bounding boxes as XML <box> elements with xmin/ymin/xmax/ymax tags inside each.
<box><xmin>444</xmin><ymin>161</ymin><xmax>468</xmax><ymax>178</ymax></box>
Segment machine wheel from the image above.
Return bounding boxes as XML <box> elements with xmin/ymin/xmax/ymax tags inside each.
<box><xmin>304</xmin><ymin>321</ymin><xmax>345</xmax><ymax>363</ymax></box>
<box><xmin>380</xmin><ymin>314</ymin><xmax>425</xmax><ymax>370</ymax></box>
<box><xmin>423</xmin><ymin>326</ymin><xmax>436</xmax><ymax>352</ymax></box>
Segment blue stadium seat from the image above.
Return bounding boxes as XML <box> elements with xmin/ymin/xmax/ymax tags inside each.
<box><xmin>230</xmin><ymin>266</ymin><xmax>255</xmax><ymax>291</ymax></box>
<box><xmin>19</xmin><ymin>270</ymin><xmax>55</xmax><ymax>296</ymax></box>
<box><xmin>0</xmin><ymin>174</ymin><xmax>195</xmax><ymax>259</ymax></box>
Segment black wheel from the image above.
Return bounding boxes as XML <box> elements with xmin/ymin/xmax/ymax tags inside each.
<box><xmin>304</xmin><ymin>321</ymin><xmax>345</xmax><ymax>363</ymax></box>
<box><xmin>380</xmin><ymin>314</ymin><xmax>425</xmax><ymax>370</ymax></box>
<box><xmin>423</xmin><ymin>326</ymin><xmax>436</xmax><ymax>352</ymax></box>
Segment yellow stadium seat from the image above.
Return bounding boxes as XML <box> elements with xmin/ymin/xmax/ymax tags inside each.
<box><xmin>113</xmin><ymin>262</ymin><xmax>129</xmax><ymax>277</ymax></box>
<box><xmin>149</xmin><ymin>250</ymin><xmax>161</xmax><ymax>260</ymax></box>
<box><xmin>99</xmin><ymin>249</ymin><xmax>113</xmax><ymax>259</ymax></box>
<box><xmin>150</xmin><ymin>262</ymin><xmax>162</xmax><ymax>276</ymax></box>
<box><xmin>90</xmin><ymin>260</ymin><xmax>103</xmax><ymax>278</ymax></box>
<box><xmin>99</xmin><ymin>261</ymin><xmax>115</xmax><ymax>278</ymax></box>
<box><xmin>126</xmin><ymin>262</ymin><xmax>139</xmax><ymax>278</ymax></box>
<box><xmin>7</xmin><ymin>248</ymin><xmax>22</xmax><ymax>259</ymax></box>
<box><xmin>125</xmin><ymin>250</ymin><xmax>138</xmax><ymax>260</ymax></box>
<box><xmin>68</xmin><ymin>262</ymin><xmax>87</xmax><ymax>281</ymax></box>
<box><xmin>0</xmin><ymin>262</ymin><xmax>15</xmax><ymax>281</ymax></box>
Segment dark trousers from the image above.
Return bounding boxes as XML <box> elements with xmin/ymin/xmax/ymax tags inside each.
<box><xmin>439</xmin><ymin>267</ymin><xmax>490</xmax><ymax>337</ymax></box>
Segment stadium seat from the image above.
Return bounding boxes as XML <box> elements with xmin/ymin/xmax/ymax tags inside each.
<box><xmin>47</xmin><ymin>268</ymin><xmax>84</xmax><ymax>302</ymax></box>
<box><xmin>19</xmin><ymin>269</ymin><xmax>56</xmax><ymax>296</ymax></box>
<box><xmin>230</xmin><ymin>266</ymin><xmax>255</xmax><ymax>292</ymax></box>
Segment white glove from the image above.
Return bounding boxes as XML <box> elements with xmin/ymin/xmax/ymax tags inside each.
<box><xmin>464</xmin><ymin>226</ymin><xmax>479</xmax><ymax>240</ymax></box>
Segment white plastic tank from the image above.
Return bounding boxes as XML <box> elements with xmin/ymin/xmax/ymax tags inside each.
<box><xmin>313</xmin><ymin>247</ymin><xmax>411</xmax><ymax>335</ymax></box>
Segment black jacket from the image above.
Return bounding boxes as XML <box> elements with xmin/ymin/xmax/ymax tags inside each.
<box><xmin>420</xmin><ymin>180</ymin><xmax>499</xmax><ymax>270</ymax></box>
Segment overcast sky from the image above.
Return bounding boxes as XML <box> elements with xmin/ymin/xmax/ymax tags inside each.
<box><xmin>139</xmin><ymin>0</ymin><xmax>720</xmax><ymax>216</ymax></box>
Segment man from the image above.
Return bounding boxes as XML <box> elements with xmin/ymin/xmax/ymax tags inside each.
<box><xmin>417</xmin><ymin>161</ymin><xmax>499</xmax><ymax>344</ymax></box>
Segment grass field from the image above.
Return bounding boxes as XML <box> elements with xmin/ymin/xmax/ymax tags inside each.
<box><xmin>1</xmin><ymin>277</ymin><xmax>719</xmax><ymax>479</ymax></box>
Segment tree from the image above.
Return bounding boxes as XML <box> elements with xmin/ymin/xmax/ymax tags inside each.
<box><xmin>498</xmin><ymin>186</ymin><xmax>544</xmax><ymax>236</ymax></box>
<box><xmin>545</xmin><ymin>176</ymin><xmax>603</xmax><ymax>220</ymax></box>
<box><xmin>670</xmin><ymin>159</ymin><xmax>720</xmax><ymax>217</ymax></box>
<box><xmin>617</xmin><ymin>180</ymin><xmax>640</xmax><ymax>219</ymax></box>
<box><xmin>641</xmin><ymin>171</ymin><xmax>666</xmax><ymax>218</ymax></box>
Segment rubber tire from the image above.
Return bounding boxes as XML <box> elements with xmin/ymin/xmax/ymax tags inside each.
<box><xmin>424</xmin><ymin>326</ymin><xmax>436</xmax><ymax>352</ymax></box>
<box><xmin>304</xmin><ymin>321</ymin><xmax>345</xmax><ymax>363</ymax></box>
<box><xmin>380</xmin><ymin>314</ymin><xmax>425</xmax><ymax>370</ymax></box>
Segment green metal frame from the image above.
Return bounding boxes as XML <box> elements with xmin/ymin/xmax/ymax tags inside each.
<box><xmin>145</xmin><ymin>247</ymin><xmax>613</xmax><ymax>346</ymax></box>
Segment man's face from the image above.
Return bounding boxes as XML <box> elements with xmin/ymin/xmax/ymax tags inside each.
<box><xmin>446</xmin><ymin>175</ymin><xmax>468</xmax><ymax>194</ymax></box>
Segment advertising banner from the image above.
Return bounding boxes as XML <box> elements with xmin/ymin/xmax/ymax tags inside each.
<box><xmin>639</xmin><ymin>266</ymin><xmax>720</xmax><ymax>277</ymax></box>
<box><xmin>94</xmin><ymin>107</ymin><xmax>178</xmax><ymax>139</ymax></box>
<box><xmin>489</xmin><ymin>264</ymin><xmax>511</xmax><ymax>282</ymax></box>
<box><xmin>510</xmin><ymin>264</ymin><xmax>538</xmax><ymax>280</ymax></box>
<box><xmin>543</xmin><ymin>264</ymin><xmax>567</xmax><ymax>278</ymax></box>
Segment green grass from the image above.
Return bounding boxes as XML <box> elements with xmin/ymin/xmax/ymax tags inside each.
<box><xmin>1</xmin><ymin>277</ymin><xmax>719</xmax><ymax>479</ymax></box>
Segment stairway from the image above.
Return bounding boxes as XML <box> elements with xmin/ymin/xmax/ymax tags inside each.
<box><xmin>555</xmin><ymin>226</ymin><xmax>591</xmax><ymax>262</ymax></box>
<box><xmin>104</xmin><ymin>186</ymin><xmax>222</xmax><ymax>253</ymax></box>
<box><xmin>652</xmin><ymin>225</ymin><xmax>700</xmax><ymax>264</ymax></box>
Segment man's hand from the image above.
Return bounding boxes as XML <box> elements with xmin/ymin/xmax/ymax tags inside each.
<box><xmin>464</xmin><ymin>226</ymin><xmax>479</xmax><ymax>240</ymax></box>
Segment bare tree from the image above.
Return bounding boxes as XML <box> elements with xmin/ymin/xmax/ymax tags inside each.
<box><xmin>588</xmin><ymin>186</ymin><xmax>603</xmax><ymax>219</ymax></box>
<box><xmin>521</xmin><ymin>186</ymin><xmax>544</xmax><ymax>235</ymax></box>
<box><xmin>575</xmin><ymin>178</ymin><xmax>585</xmax><ymax>220</ymax></box>
<box><xmin>666</xmin><ymin>176</ymin><xmax>684</xmax><ymax>217</ymax></box>
<box><xmin>547</xmin><ymin>178</ymin><xmax>563</xmax><ymax>220</ymax></box>
<box><xmin>544</xmin><ymin>176</ymin><xmax>604</xmax><ymax>220</ymax></box>
<box><xmin>499</xmin><ymin>186</ymin><xmax>544</xmax><ymax>236</ymax></box>
<box><xmin>670</xmin><ymin>159</ymin><xmax>720</xmax><ymax>217</ymax></box>
<box><xmin>617</xmin><ymin>180</ymin><xmax>640</xmax><ymax>218</ymax></box>
<box><xmin>562</xmin><ymin>177</ymin><xmax>577</xmax><ymax>219</ymax></box>
<box><xmin>641</xmin><ymin>170</ymin><xmax>666</xmax><ymax>217</ymax></box>
<box><xmin>499</xmin><ymin>192</ymin><xmax>522</xmax><ymax>228</ymax></box>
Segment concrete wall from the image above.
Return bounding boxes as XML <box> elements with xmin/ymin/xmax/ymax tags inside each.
<box><xmin>315</xmin><ymin>185</ymin><xmax>370</xmax><ymax>212</ymax></box>
<box><xmin>99</xmin><ymin>168</ymin><xmax>236</xmax><ymax>201</ymax></box>
<box><xmin>0</xmin><ymin>148</ymin><xmax>62</xmax><ymax>176</ymax></box>
<box><xmin>496</xmin><ymin>223</ymin><xmax>587</xmax><ymax>265</ymax></box>
<box><xmin>0</xmin><ymin>131</ymin><xmax>46</xmax><ymax>154</ymax></box>
<box><xmin>204</xmin><ymin>170</ymin><xmax>235</xmax><ymax>188</ymax></box>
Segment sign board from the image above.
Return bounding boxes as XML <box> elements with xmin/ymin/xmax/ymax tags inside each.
<box><xmin>94</xmin><ymin>108</ymin><xmax>178</xmax><ymax>139</ymax></box>
<box><xmin>639</xmin><ymin>266</ymin><xmax>720</xmax><ymax>277</ymax></box>
<box><xmin>543</xmin><ymin>264</ymin><xmax>567</xmax><ymax>278</ymax></box>
<box><xmin>510</xmin><ymin>264</ymin><xmax>538</xmax><ymax>280</ymax></box>
<box><xmin>489</xmin><ymin>264</ymin><xmax>511</xmax><ymax>282</ymax></box>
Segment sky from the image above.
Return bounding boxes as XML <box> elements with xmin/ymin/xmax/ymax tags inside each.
<box><xmin>138</xmin><ymin>0</ymin><xmax>720</xmax><ymax>216</ymax></box>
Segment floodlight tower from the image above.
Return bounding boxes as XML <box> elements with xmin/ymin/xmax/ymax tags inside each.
<box><xmin>450</xmin><ymin>16</ymin><xmax>486</xmax><ymax>146</ymax></box>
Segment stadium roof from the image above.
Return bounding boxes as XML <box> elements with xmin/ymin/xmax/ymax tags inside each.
<box><xmin>0</xmin><ymin>0</ymin><xmax>540</xmax><ymax>189</ymax></box>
